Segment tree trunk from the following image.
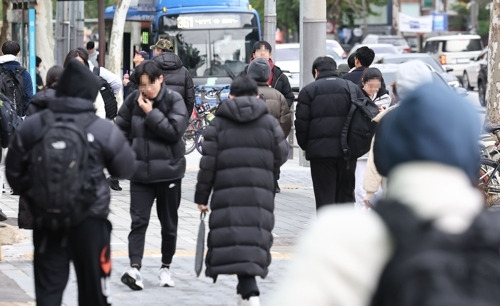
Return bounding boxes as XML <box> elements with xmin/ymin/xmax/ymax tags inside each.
<box><xmin>108</xmin><ymin>0</ymin><xmax>131</xmax><ymax>106</ymax></box>
<box><xmin>484</xmin><ymin>0</ymin><xmax>500</xmax><ymax>126</ymax></box>
<box><xmin>35</xmin><ymin>0</ymin><xmax>55</xmax><ymax>83</ymax></box>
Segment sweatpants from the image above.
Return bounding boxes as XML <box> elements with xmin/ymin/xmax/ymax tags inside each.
<box><xmin>33</xmin><ymin>218</ymin><xmax>112</xmax><ymax>306</ymax></box>
<box><xmin>237</xmin><ymin>275</ymin><xmax>259</xmax><ymax>299</ymax></box>
<box><xmin>310</xmin><ymin>158</ymin><xmax>356</xmax><ymax>210</ymax></box>
<box><xmin>128</xmin><ymin>180</ymin><xmax>181</xmax><ymax>267</ymax></box>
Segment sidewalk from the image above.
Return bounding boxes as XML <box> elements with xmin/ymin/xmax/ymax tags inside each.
<box><xmin>0</xmin><ymin>149</ymin><xmax>316</xmax><ymax>305</ymax></box>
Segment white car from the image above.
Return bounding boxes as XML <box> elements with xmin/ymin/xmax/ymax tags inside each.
<box><xmin>348</xmin><ymin>43</ymin><xmax>400</xmax><ymax>63</ymax></box>
<box><xmin>462</xmin><ymin>47</ymin><xmax>488</xmax><ymax>90</ymax></box>
<box><xmin>326</xmin><ymin>40</ymin><xmax>347</xmax><ymax>58</ymax></box>
<box><xmin>362</xmin><ymin>34</ymin><xmax>411</xmax><ymax>53</ymax></box>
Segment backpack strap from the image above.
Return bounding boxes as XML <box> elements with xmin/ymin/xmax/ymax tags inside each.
<box><xmin>341</xmin><ymin>80</ymin><xmax>361</xmax><ymax>161</ymax></box>
<box><xmin>92</xmin><ymin>66</ymin><xmax>100</xmax><ymax>76</ymax></box>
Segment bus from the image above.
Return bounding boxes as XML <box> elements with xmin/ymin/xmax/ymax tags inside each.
<box><xmin>106</xmin><ymin>0</ymin><xmax>261</xmax><ymax>85</ymax></box>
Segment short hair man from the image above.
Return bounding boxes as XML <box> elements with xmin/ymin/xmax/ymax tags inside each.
<box><xmin>116</xmin><ymin>60</ymin><xmax>188</xmax><ymax>290</ymax></box>
<box><xmin>342</xmin><ymin>46</ymin><xmax>375</xmax><ymax>85</ymax></box>
<box><xmin>295</xmin><ymin>56</ymin><xmax>366</xmax><ymax>209</ymax></box>
<box><xmin>151</xmin><ymin>38</ymin><xmax>195</xmax><ymax>116</ymax></box>
<box><xmin>86</xmin><ymin>41</ymin><xmax>99</xmax><ymax>68</ymax></box>
<box><xmin>123</xmin><ymin>50</ymin><xmax>150</xmax><ymax>99</ymax></box>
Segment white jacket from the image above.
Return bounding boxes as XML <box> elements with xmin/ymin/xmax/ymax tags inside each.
<box><xmin>268</xmin><ymin>162</ymin><xmax>484</xmax><ymax>306</ymax></box>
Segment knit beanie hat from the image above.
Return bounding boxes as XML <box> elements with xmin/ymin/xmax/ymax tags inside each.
<box><xmin>374</xmin><ymin>82</ymin><xmax>480</xmax><ymax>184</ymax></box>
<box><xmin>56</xmin><ymin>59</ymin><xmax>99</xmax><ymax>102</ymax></box>
<box><xmin>396</xmin><ymin>60</ymin><xmax>433</xmax><ymax>99</ymax></box>
<box><xmin>247</xmin><ymin>58</ymin><xmax>271</xmax><ymax>83</ymax></box>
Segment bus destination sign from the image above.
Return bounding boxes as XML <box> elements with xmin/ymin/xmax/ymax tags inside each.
<box><xmin>177</xmin><ymin>14</ymin><xmax>241</xmax><ymax>29</ymax></box>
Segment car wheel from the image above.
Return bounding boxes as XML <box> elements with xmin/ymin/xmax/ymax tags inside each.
<box><xmin>478</xmin><ymin>81</ymin><xmax>486</xmax><ymax>107</ymax></box>
<box><xmin>462</xmin><ymin>71</ymin><xmax>473</xmax><ymax>91</ymax></box>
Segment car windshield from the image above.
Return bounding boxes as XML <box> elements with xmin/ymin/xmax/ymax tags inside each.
<box><xmin>381</xmin><ymin>56</ymin><xmax>444</xmax><ymax>72</ymax></box>
<box><xmin>276</xmin><ymin>46</ymin><xmax>342</xmax><ymax>61</ymax></box>
<box><xmin>443</xmin><ymin>39</ymin><xmax>483</xmax><ymax>52</ymax></box>
<box><xmin>371</xmin><ymin>46</ymin><xmax>398</xmax><ymax>54</ymax></box>
<box><xmin>379</xmin><ymin>37</ymin><xmax>407</xmax><ymax>46</ymax></box>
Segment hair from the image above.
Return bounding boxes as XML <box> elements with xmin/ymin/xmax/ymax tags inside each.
<box><xmin>63</xmin><ymin>48</ymin><xmax>89</xmax><ymax>68</ymax></box>
<box><xmin>252</xmin><ymin>41</ymin><xmax>272</xmax><ymax>54</ymax></box>
<box><xmin>86</xmin><ymin>41</ymin><xmax>95</xmax><ymax>50</ymax></box>
<box><xmin>311</xmin><ymin>56</ymin><xmax>337</xmax><ymax>77</ymax></box>
<box><xmin>133</xmin><ymin>60</ymin><xmax>163</xmax><ymax>84</ymax></box>
<box><xmin>36</xmin><ymin>56</ymin><xmax>42</xmax><ymax>67</ymax></box>
<box><xmin>355</xmin><ymin>46</ymin><xmax>375</xmax><ymax>67</ymax></box>
<box><xmin>1</xmin><ymin>41</ymin><xmax>20</xmax><ymax>56</ymax></box>
<box><xmin>347</xmin><ymin>53</ymin><xmax>356</xmax><ymax>69</ymax></box>
<box><xmin>45</xmin><ymin>65</ymin><xmax>64</xmax><ymax>89</ymax></box>
<box><xmin>362</xmin><ymin>67</ymin><xmax>383</xmax><ymax>83</ymax></box>
<box><xmin>230</xmin><ymin>76</ymin><xmax>258</xmax><ymax>97</ymax></box>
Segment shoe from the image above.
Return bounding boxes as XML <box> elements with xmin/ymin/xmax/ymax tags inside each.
<box><xmin>121</xmin><ymin>267</ymin><xmax>144</xmax><ymax>290</ymax></box>
<box><xmin>275</xmin><ymin>181</ymin><xmax>281</xmax><ymax>193</ymax></box>
<box><xmin>158</xmin><ymin>267</ymin><xmax>175</xmax><ymax>287</ymax></box>
<box><xmin>0</xmin><ymin>209</ymin><xmax>7</xmax><ymax>222</ymax></box>
<box><xmin>241</xmin><ymin>296</ymin><xmax>260</xmax><ymax>306</ymax></box>
<box><xmin>107</xmin><ymin>177</ymin><xmax>122</xmax><ymax>191</ymax></box>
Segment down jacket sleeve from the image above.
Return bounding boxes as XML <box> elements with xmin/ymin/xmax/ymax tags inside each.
<box><xmin>145</xmin><ymin>91</ymin><xmax>188</xmax><ymax>143</ymax></box>
<box><xmin>194</xmin><ymin>123</ymin><xmax>218</xmax><ymax>205</ymax></box>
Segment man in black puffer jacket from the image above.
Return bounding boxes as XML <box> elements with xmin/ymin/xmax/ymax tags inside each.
<box><xmin>116</xmin><ymin>60</ymin><xmax>188</xmax><ymax>291</ymax></box>
<box><xmin>151</xmin><ymin>38</ymin><xmax>195</xmax><ymax>116</ymax></box>
<box><xmin>5</xmin><ymin>59</ymin><xmax>136</xmax><ymax>306</ymax></box>
<box><xmin>295</xmin><ymin>56</ymin><xmax>365</xmax><ymax>210</ymax></box>
<box><xmin>195</xmin><ymin>76</ymin><xmax>288</xmax><ymax>305</ymax></box>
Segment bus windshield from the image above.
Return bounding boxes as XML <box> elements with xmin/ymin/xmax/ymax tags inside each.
<box><xmin>158</xmin><ymin>13</ymin><xmax>260</xmax><ymax>79</ymax></box>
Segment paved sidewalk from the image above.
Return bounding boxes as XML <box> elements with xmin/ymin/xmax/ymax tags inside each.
<box><xmin>0</xmin><ymin>149</ymin><xmax>317</xmax><ymax>305</ymax></box>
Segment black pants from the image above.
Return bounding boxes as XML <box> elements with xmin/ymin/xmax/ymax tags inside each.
<box><xmin>237</xmin><ymin>275</ymin><xmax>259</xmax><ymax>299</ymax></box>
<box><xmin>310</xmin><ymin>158</ymin><xmax>356</xmax><ymax>210</ymax></box>
<box><xmin>33</xmin><ymin>218</ymin><xmax>112</xmax><ymax>306</ymax></box>
<box><xmin>128</xmin><ymin>180</ymin><xmax>181</xmax><ymax>267</ymax></box>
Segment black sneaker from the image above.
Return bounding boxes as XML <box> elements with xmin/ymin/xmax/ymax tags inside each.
<box><xmin>107</xmin><ymin>177</ymin><xmax>122</xmax><ymax>191</ymax></box>
<box><xmin>0</xmin><ymin>209</ymin><xmax>7</xmax><ymax>222</ymax></box>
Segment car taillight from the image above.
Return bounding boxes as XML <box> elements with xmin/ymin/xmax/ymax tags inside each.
<box><xmin>342</xmin><ymin>51</ymin><xmax>347</xmax><ymax>58</ymax></box>
<box><xmin>403</xmin><ymin>47</ymin><xmax>411</xmax><ymax>53</ymax></box>
<box><xmin>440</xmin><ymin>55</ymin><xmax>447</xmax><ymax>65</ymax></box>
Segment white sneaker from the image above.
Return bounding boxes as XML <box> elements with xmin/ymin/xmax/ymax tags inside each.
<box><xmin>241</xmin><ymin>296</ymin><xmax>260</xmax><ymax>306</ymax></box>
<box><xmin>121</xmin><ymin>267</ymin><xmax>144</xmax><ymax>290</ymax></box>
<box><xmin>158</xmin><ymin>267</ymin><xmax>175</xmax><ymax>287</ymax></box>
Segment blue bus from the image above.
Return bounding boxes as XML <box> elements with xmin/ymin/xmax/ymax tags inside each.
<box><xmin>106</xmin><ymin>0</ymin><xmax>261</xmax><ymax>85</ymax></box>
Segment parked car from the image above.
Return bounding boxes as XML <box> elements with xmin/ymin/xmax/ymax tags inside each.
<box><xmin>376</xmin><ymin>53</ymin><xmax>460</xmax><ymax>88</ymax></box>
<box><xmin>423</xmin><ymin>34</ymin><xmax>484</xmax><ymax>81</ymax></box>
<box><xmin>462</xmin><ymin>46</ymin><xmax>488</xmax><ymax>90</ymax></box>
<box><xmin>327</xmin><ymin>39</ymin><xmax>347</xmax><ymax>58</ymax></box>
<box><xmin>348</xmin><ymin>44</ymin><xmax>400</xmax><ymax>62</ymax></box>
<box><xmin>362</xmin><ymin>34</ymin><xmax>411</xmax><ymax>53</ymax></box>
<box><xmin>477</xmin><ymin>60</ymin><xmax>488</xmax><ymax>106</ymax></box>
<box><xmin>275</xmin><ymin>43</ymin><xmax>347</xmax><ymax>91</ymax></box>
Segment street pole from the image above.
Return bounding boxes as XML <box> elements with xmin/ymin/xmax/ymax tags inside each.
<box><xmin>98</xmin><ymin>0</ymin><xmax>106</xmax><ymax>67</ymax></box>
<box><xmin>263</xmin><ymin>0</ymin><xmax>277</xmax><ymax>60</ymax></box>
<box><xmin>299</xmin><ymin>0</ymin><xmax>326</xmax><ymax>166</ymax></box>
<box><xmin>469</xmin><ymin>0</ymin><xmax>478</xmax><ymax>34</ymax></box>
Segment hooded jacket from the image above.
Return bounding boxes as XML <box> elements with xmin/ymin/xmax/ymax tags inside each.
<box><xmin>257</xmin><ymin>82</ymin><xmax>292</xmax><ymax>137</ymax></box>
<box><xmin>295</xmin><ymin>71</ymin><xmax>365</xmax><ymax>160</ymax></box>
<box><xmin>25</xmin><ymin>88</ymin><xmax>56</xmax><ymax>116</ymax></box>
<box><xmin>116</xmin><ymin>84</ymin><xmax>188</xmax><ymax>183</ymax></box>
<box><xmin>153</xmin><ymin>51</ymin><xmax>195</xmax><ymax>115</ymax></box>
<box><xmin>0</xmin><ymin>54</ymin><xmax>34</xmax><ymax>115</ymax></box>
<box><xmin>194</xmin><ymin>96</ymin><xmax>288</xmax><ymax>280</ymax></box>
<box><xmin>5</xmin><ymin>60</ymin><xmax>136</xmax><ymax>220</ymax></box>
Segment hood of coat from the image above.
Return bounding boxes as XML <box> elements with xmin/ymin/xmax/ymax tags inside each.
<box><xmin>216</xmin><ymin>96</ymin><xmax>269</xmax><ymax>123</ymax></box>
<box><xmin>153</xmin><ymin>52</ymin><xmax>183</xmax><ymax>71</ymax></box>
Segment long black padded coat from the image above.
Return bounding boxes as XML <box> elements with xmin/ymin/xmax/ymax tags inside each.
<box><xmin>116</xmin><ymin>85</ymin><xmax>188</xmax><ymax>183</ymax></box>
<box><xmin>194</xmin><ymin>96</ymin><xmax>288</xmax><ymax>280</ymax></box>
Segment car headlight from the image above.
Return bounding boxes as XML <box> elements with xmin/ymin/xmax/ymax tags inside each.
<box><xmin>448</xmin><ymin>80</ymin><xmax>460</xmax><ymax>87</ymax></box>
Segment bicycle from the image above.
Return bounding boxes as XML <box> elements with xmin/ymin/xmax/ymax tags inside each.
<box><xmin>478</xmin><ymin>125</ymin><xmax>500</xmax><ymax>206</ymax></box>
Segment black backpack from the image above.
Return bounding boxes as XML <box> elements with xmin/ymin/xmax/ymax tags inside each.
<box><xmin>93</xmin><ymin>67</ymin><xmax>118</xmax><ymax>120</ymax></box>
<box><xmin>372</xmin><ymin>200</ymin><xmax>500</xmax><ymax>306</ymax></box>
<box><xmin>0</xmin><ymin>65</ymin><xmax>27</xmax><ymax>116</ymax></box>
<box><xmin>26</xmin><ymin>110</ymin><xmax>98</xmax><ymax>230</ymax></box>
<box><xmin>0</xmin><ymin>92</ymin><xmax>22</xmax><ymax>148</ymax></box>
<box><xmin>341</xmin><ymin>80</ymin><xmax>379</xmax><ymax>160</ymax></box>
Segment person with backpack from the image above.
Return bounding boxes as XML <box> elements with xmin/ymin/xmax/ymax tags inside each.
<box><xmin>0</xmin><ymin>40</ymin><xmax>33</xmax><ymax>116</ymax></box>
<box><xmin>342</xmin><ymin>46</ymin><xmax>375</xmax><ymax>86</ymax></box>
<box><xmin>295</xmin><ymin>56</ymin><xmax>366</xmax><ymax>209</ymax></box>
<box><xmin>116</xmin><ymin>60</ymin><xmax>188</xmax><ymax>291</ymax></box>
<box><xmin>268</xmin><ymin>80</ymin><xmax>500</xmax><ymax>306</ymax></box>
<box><xmin>247</xmin><ymin>57</ymin><xmax>291</xmax><ymax>193</ymax></box>
<box><xmin>195</xmin><ymin>76</ymin><xmax>288</xmax><ymax>306</ymax></box>
<box><xmin>151</xmin><ymin>38</ymin><xmax>195</xmax><ymax>116</ymax></box>
<box><xmin>25</xmin><ymin>65</ymin><xmax>64</xmax><ymax>116</ymax></box>
<box><xmin>5</xmin><ymin>59</ymin><xmax>136</xmax><ymax>306</ymax></box>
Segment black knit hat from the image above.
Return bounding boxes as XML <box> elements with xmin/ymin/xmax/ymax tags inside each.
<box><xmin>56</xmin><ymin>59</ymin><xmax>99</xmax><ymax>101</ymax></box>
<box><xmin>247</xmin><ymin>58</ymin><xmax>270</xmax><ymax>83</ymax></box>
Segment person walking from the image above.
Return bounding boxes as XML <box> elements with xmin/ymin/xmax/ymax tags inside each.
<box><xmin>195</xmin><ymin>75</ymin><xmax>287</xmax><ymax>306</ymax></box>
<box><xmin>5</xmin><ymin>59</ymin><xmax>136</xmax><ymax>306</ymax></box>
<box><xmin>295</xmin><ymin>56</ymin><xmax>365</xmax><ymax>209</ymax></box>
<box><xmin>116</xmin><ymin>60</ymin><xmax>188</xmax><ymax>290</ymax></box>
<box><xmin>247</xmin><ymin>57</ymin><xmax>291</xmax><ymax>193</ymax></box>
<box><xmin>151</xmin><ymin>38</ymin><xmax>195</xmax><ymax>116</ymax></box>
<box><xmin>342</xmin><ymin>46</ymin><xmax>375</xmax><ymax>85</ymax></box>
<box><xmin>124</xmin><ymin>50</ymin><xmax>149</xmax><ymax>99</ymax></box>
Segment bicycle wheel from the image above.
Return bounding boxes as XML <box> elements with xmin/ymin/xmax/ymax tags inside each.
<box><xmin>195</xmin><ymin>126</ymin><xmax>207</xmax><ymax>154</ymax></box>
<box><xmin>479</xmin><ymin>158</ymin><xmax>500</xmax><ymax>207</ymax></box>
<box><xmin>184</xmin><ymin>119</ymin><xmax>202</xmax><ymax>155</ymax></box>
